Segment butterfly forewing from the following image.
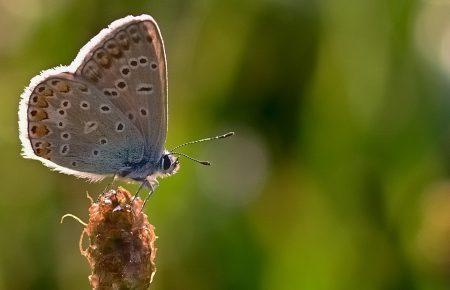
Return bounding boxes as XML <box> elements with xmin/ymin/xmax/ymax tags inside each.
<box><xmin>75</xmin><ymin>16</ymin><xmax>168</xmax><ymax>160</ymax></box>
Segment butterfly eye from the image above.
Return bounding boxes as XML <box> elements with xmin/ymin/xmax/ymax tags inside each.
<box><xmin>162</xmin><ymin>155</ymin><xmax>171</xmax><ymax>171</ymax></box>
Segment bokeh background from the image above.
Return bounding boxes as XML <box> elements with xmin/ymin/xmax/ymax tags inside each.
<box><xmin>0</xmin><ymin>0</ymin><xmax>449</xmax><ymax>289</ymax></box>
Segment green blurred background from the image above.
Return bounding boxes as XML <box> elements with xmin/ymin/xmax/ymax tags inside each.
<box><xmin>0</xmin><ymin>0</ymin><xmax>449</xmax><ymax>289</ymax></box>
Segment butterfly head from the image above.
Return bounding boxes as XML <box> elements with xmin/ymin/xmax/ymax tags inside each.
<box><xmin>159</xmin><ymin>151</ymin><xmax>180</xmax><ymax>176</ymax></box>
<box><xmin>156</xmin><ymin>132</ymin><xmax>234</xmax><ymax>178</ymax></box>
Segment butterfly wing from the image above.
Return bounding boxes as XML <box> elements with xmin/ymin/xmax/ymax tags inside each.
<box><xmin>19</xmin><ymin>72</ymin><xmax>145</xmax><ymax>181</ymax></box>
<box><xmin>18</xmin><ymin>15</ymin><xmax>166</xmax><ymax>181</ymax></box>
<box><xmin>74</xmin><ymin>15</ymin><xmax>168</xmax><ymax>161</ymax></box>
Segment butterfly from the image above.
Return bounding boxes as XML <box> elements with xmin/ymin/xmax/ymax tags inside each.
<box><xmin>18</xmin><ymin>14</ymin><xmax>233</xmax><ymax>194</ymax></box>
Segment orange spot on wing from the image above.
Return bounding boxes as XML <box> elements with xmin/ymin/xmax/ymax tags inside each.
<box><xmin>30</xmin><ymin>124</ymin><xmax>50</xmax><ymax>138</ymax></box>
<box><xmin>31</xmin><ymin>94</ymin><xmax>49</xmax><ymax>108</ymax></box>
<box><xmin>29</xmin><ymin>109</ymin><xmax>48</xmax><ymax>121</ymax></box>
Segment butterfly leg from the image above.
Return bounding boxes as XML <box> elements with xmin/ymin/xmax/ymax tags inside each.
<box><xmin>103</xmin><ymin>173</ymin><xmax>118</xmax><ymax>192</ymax></box>
<box><xmin>97</xmin><ymin>173</ymin><xmax>118</xmax><ymax>201</ymax></box>
<box><xmin>132</xmin><ymin>180</ymin><xmax>147</xmax><ymax>203</ymax></box>
<box><xmin>140</xmin><ymin>179</ymin><xmax>159</xmax><ymax>211</ymax></box>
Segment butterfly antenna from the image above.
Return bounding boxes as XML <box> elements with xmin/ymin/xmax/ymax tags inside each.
<box><xmin>170</xmin><ymin>132</ymin><xmax>234</xmax><ymax>152</ymax></box>
<box><xmin>170</xmin><ymin>152</ymin><xmax>211</xmax><ymax>166</ymax></box>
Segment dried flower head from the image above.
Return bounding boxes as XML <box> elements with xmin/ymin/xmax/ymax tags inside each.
<box><xmin>80</xmin><ymin>187</ymin><xmax>157</xmax><ymax>290</ymax></box>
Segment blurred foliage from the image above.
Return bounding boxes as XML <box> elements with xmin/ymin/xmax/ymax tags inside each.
<box><xmin>0</xmin><ymin>0</ymin><xmax>449</xmax><ymax>289</ymax></box>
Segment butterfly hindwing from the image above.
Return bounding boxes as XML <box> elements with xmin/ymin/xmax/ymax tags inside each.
<box><xmin>20</xmin><ymin>72</ymin><xmax>145</xmax><ymax>180</ymax></box>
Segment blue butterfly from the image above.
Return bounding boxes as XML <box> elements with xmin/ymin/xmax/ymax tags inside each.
<box><xmin>18</xmin><ymin>14</ymin><xmax>233</xmax><ymax>196</ymax></box>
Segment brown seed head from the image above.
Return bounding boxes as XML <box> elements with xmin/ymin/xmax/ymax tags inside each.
<box><xmin>81</xmin><ymin>187</ymin><xmax>157</xmax><ymax>290</ymax></box>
